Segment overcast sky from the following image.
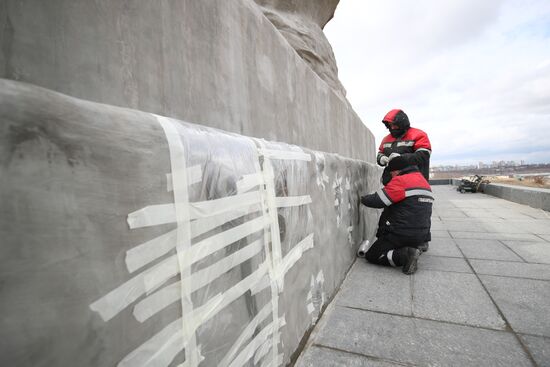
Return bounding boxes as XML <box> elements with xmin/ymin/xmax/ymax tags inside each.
<box><xmin>325</xmin><ymin>0</ymin><xmax>550</xmax><ymax>166</ymax></box>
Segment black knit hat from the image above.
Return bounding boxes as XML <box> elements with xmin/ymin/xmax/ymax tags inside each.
<box><xmin>388</xmin><ymin>156</ymin><xmax>410</xmax><ymax>172</ymax></box>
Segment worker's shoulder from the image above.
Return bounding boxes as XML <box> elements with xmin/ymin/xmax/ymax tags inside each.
<box><xmin>406</xmin><ymin>127</ymin><xmax>429</xmax><ymax>138</ymax></box>
<box><xmin>393</xmin><ymin>171</ymin><xmax>430</xmax><ymax>189</ymax></box>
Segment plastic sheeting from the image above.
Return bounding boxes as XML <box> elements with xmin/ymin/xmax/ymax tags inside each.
<box><xmin>0</xmin><ymin>80</ymin><xmax>381</xmax><ymax>367</ymax></box>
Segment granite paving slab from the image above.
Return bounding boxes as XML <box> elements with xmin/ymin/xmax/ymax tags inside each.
<box><xmin>453</xmin><ymin>238</ymin><xmax>524</xmax><ymax>262</ymax></box>
<box><xmin>480</xmin><ymin>275</ymin><xmax>550</xmax><ymax>337</ymax></box>
<box><xmin>418</xmin><ymin>255</ymin><xmax>471</xmax><ymax>273</ymax></box>
<box><xmin>470</xmin><ymin>259</ymin><xmax>550</xmax><ymax>280</ymax></box>
<box><xmin>459</xmin><ymin>209</ymin><xmax>500</xmax><ymax>218</ymax></box>
<box><xmin>501</xmin><ymin>240</ymin><xmax>550</xmax><ymax>264</ymax></box>
<box><xmin>438</xmin><ymin>210</ymin><xmax>468</xmax><ymax>219</ymax></box>
<box><xmin>451</xmin><ymin>231</ymin><xmax>542</xmax><ymax>242</ymax></box>
<box><xmin>336</xmin><ymin>261</ymin><xmax>412</xmax><ymax>316</ymax></box>
<box><xmin>424</xmin><ymin>238</ymin><xmax>463</xmax><ymax>258</ymax></box>
<box><xmin>519</xmin><ymin>334</ymin><xmax>550</xmax><ymax>367</ymax></box>
<box><xmin>508</xmin><ymin>220</ymin><xmax>550</xmax><ymax>235</ymax></box>
<box><xmin>296</xmin><ymin>345</ymin><xmax>408</xmax><ymax>367</ymax></box>
<box><xmin>431</xmin><ymin>230</ymin><xmax>451</xmax><ymax>238</ymax></box>
<box><xmin>412</xmin><ymin>271</ymin><xmax>505</xmax><ymax>329</ymax></box>
<box><xmin>434</xmin><ymin>220</ymin><xmax>486</xmax><ymax>232</ymax></box>
<box><xmin>314</xmin><ymin>306</ymin><xmax>533</xmax><ymax>367</ymax></box>
<box><xmin>481</xmin><ymin>221</ymin><xmax>528</xmax><ymax>234</ymax></box>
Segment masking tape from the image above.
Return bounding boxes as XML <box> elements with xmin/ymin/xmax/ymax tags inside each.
<box><xmin>125</xmin><ymin>206</ymin><xmax>261</xmax><ymax>273</ymax></box>
<box><xmin>90</xmin><ymin>269</ymin><xmax>148</xmax><ymax>322</ymax></box>
<box><xmin>254</xmin><ymin>339</ymin><xmax>273</xmax><ymax>365</ymax></box>
<box><xmin>236</xmin><ymin>173</ymin><xmax>265</xmax><ymax>194</ymax></box>
<box><xmin>218</xmin><ymin>303</ymin><xmax>272</xmax><ymax>367</ymax></box>
<box><xmin>260</xmin><ymin>354</ymin><xmax>284</xmax><ymax>367</ymax></box>
<box><xmin>260</xmin><ymin>148</ymin><xmax>311</xmax><ymax>162</ymax></box>
<box><xmin>274</xmin><ymin>195</ymin><xmax>312</xmax><ymax>208</ymax></box>
<box><xmin>251</xmin><ymin>233</ymin><xmax>314</xmax><ymax>294</ymax></box>
<box><xmin>119</xmin><ymin>295</ymin><xmax>223</xmax><ymax>367</ymax></box>
<box><xmin>118</xmin><ymin>252</ymin><xmax>268</xmax><ymax>367</ymax></box>
<box><xmin>228</xmin><ymin>317</ymin><xmax>285</xmax><ymax>367</ymax></box>
<box><xmin>127</xmin><ymin>190</ymin><xmax>263</xmax><ymax>229</ymax></box>
<box><xmin>275</xmin><ymin>233</ymin><xmax>314</xmax><ymax>291</ymax></box>
<box><xmin>253</xmin><ymin>139</ymin><xmax>283</xmax><ymax>367</ymax></box>
<box><xmin>166</xmin><ymin>164</ymin><xmax>202</xmax><ymax>192</ymax></box>
<box><xmin>91</xmin><ymin>214</ymin><xmax>268</xmax><ymax>322</ymax></box>
<box><xmin>133</xmin><ymin>238</ymin><xmax>264</xmax><ymax>322</ymax></box>
<box><xmin>156</xmin><ymin>115</ymin><xmax>199</xmax><ymax>366</ymax></box>
<box><xmin>117</xmin><ymin>317</ymin><xmax>183</xmax><ymax>367</ymax></box>
<box><xmin>142</xmin><ymin>215</ymin><xmax>269</xmax><ymax>293</ymax></box>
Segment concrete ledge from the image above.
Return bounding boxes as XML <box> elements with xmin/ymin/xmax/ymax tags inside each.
<box><xmin>430</xmin><ymin>179</ymin><xmax>452</xmax><ymax>185</ymax></box>
<box><xmin>451</xmin><ymin>179</ymin><xmax>550</xmax><ymax>212</ymax></box>
<box><xmin>480</xmin><ymin>183</ymin><xmax>550</xmax><ymax>212</ymax></box>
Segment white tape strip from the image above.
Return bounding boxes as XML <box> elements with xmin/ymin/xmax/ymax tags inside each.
<box><xmin>127</xmin><ymin>191</ymin><xmax>262</xmax><ymax>229</ymax></box>
<box><xmin>260</xmin><ymin>149</ymin><xmax>311</xmax><ymax>162</ymax></box>
<box><xmin>276</xmin><ymin>233</ymin><xmax>314</xmax><ymax>291</ymax></box>
<box><xmin>254</xmin><ymin>139</ymin><xmax>283</xmax><ymax>367</ymax></box>
<box><xmin>127</xmin><ymin>204</ymin><xmax>176</xmax><ymax>229</ymax></box>
<box><xmin>254</xmin><ymin>339</ymin><xmax>272</xmax><ymax>365</ymax></box>
<box><xmin>90</xmin><ymin>270</ymin><xmax>147</xmax><ymax>322</ymax></box>
<box><xmin>260</xmin><ymin>354</ymin><xmax>284</xmax><ymax>367</ymax></box>
<box><xmin>218</xmin><ymin>303</ymin><xmax>272</xmax><ymax>367</ymax></box>
<box><xmin>166</xmin><ymin>164</ymin><xmax>202</xmax><ymax>192</ymax></box>
<box><xmin>142</xmin><ymin>215</ymin><xmax>268</xmax><ymax>293</ymax></box>
<box><xmin>251</xmin><ymin>234</ymin><xmax>314</xmax><ymax>294</ymax></box>
<box><xmin>119</xmin><ymin>294</ymin><xmax>223</xmax><ymax>367</ymax></box>
<box><xmin>125</xmin><ymin>207</ymin><xmax>261</xmax><ymax>273</ymax></box>
<box><xmin>228</xmin><ymin>318</ymin><xmax>285</xmax><ymax>367</ymax></box>
<box><xmin>236</xmin><ymin>173</ymin><xmax>264</xmax><ymax>194</ymax></box>
<box><xmin>133</xmin><ymin>239</ymin><xmax>264</xmax><ymax>322</ymax></box>
<box><xmin>275</xmin><ymin>195</ymin><xmax>312</xmax><ymax>208</ymax></box>
<box><xmin>117</xmin><ymin>317</ymin><xmax>183</xmax><ymax>367</ymax></box>
<box><xmin>156</xmin><ymin>115</ymin><xmax>199</xmax><ymax>366</ymax></box>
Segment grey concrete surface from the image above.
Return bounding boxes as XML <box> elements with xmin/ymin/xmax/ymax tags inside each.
<box><xmin>296</xmin><ymin>185</ymin><xmax>550</xmax><ymax>366</ymax></box>
<box><xmin>253</xmin><ymin>0</ymin><xmax>347</xmax><ymax>96</ymax></box>
<box><xmin>0</xmin><ymin>0</ymin><xmax>374</xmax><ymax>162</ymax></box>
<box><xmin>0</xmin><ymin>80</ymin><xmax>381</xmax><ymax>367</ymax></box>
<box><xmin>482</xmin><ymin>183</ymin><xmax>550</xmax><ymax>212</ymax></box>
<box><xmin>480</xmin><ymin>275</ymin><xmax>550</xmax><ymax>337</ymax></box>
<box><xmin>520</xmin><ymin>335</ymin><xmax>550</xmax><ymax>367</ymax></box>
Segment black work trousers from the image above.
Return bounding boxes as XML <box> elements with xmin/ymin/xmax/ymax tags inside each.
<box><xmin>365</xmin><ymin>233</ymin><xmax>422</xmax><ymax>267</ymax></box>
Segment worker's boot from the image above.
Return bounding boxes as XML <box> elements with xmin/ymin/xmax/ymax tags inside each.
<box><xmin>402</xmin><ymin>247</ymin><xmax>421</xmax><ymax>275</ymax></box>
<box><xmin>418</xmin><ymin>242</ymin><xmax>429</xmax><ymax>253</ymax></box>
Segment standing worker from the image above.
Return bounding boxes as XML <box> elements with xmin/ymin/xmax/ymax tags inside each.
<box><xmin>377</xmin><ymin>109</ymin><xmax>432</xmax><ymax>252</ymax></box>
<box><xmin>360</xmin><ymin>156</ymin><xmax>433</xmax><ymax>275</ymax></box>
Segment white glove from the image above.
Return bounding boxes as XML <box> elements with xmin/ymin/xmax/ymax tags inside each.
<box><xmin>379</xmin><ymin>155</ymin><xmax>389</xmax><ymax>166</ymax></box>
<box><xmin>388</xmin><ymin>152</ymin><xmax>401</xmax><ymax>161</ymax></box>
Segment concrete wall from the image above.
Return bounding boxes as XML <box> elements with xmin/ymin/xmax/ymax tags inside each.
<box><xmin>481</xmin><ymin>183</ymin><xmax>550</xmax><ymax>212</ymax></box>
<box><xmin>451</xmin><ymin>180</ymin><xmax>550</xmax><ymax>212</ymax></box>
<box><xmin>0</xmin><ymin>1</ymin><xmax>380</xmax><ymax>365</ymax></box>
<box><xmin>0</xmin><ymin>79</ymin><xmax>381</xmax><ymax>366</ymax></box>
<box><xmin>0</xmin><ymin>0</ymin><xmax>374</xmax><ymax>161</ymax></box>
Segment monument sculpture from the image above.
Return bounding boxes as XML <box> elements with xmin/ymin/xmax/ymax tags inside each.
<box><xmin>0</xmin><ymin>1</ymin><xmax>380</xmax><ymax>366</ymax></box>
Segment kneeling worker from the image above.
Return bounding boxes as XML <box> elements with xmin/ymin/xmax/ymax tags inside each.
<box><xmin>360</xmin><ymin>156</ymin><xmax>433</xmax><ymax>274</ymax></box>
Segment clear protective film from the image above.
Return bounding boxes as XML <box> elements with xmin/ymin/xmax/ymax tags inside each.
<box><xmin>0</xmin><ymin>82</ymin><xmax>381</xmax><ymax>367</ymax></box>
<box><xmin>92</xmin><ymin>116</ymin><xmax>381</xmax><ymax>367</ymax></box>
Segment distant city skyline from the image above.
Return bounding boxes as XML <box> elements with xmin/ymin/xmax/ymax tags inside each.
<box><xmin>325</xmin><ymin>0</ymin><xmax>550</xmax><ymax>166</ymax></box>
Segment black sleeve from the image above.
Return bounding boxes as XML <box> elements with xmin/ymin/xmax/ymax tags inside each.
<box><xmin>361</xmin><ymin>193</ymin><xmax>385</xmax><ymax>208</ymax></box>
<box><xmin>400</xmin><ymin>150</ymin><xmax>430</xmax><ymax>167</ymax></box>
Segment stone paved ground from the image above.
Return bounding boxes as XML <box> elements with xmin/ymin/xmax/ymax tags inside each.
<box><xmin>296</xmin><ymin>185</ymin><xmax>550</xmax><ymax>367</ymax></box>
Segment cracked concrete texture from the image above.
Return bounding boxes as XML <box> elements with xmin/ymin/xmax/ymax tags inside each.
<box><xmin>297</xmin><ymin>186</ymin><xmax>550</xmax><ymax>367</ymax></box>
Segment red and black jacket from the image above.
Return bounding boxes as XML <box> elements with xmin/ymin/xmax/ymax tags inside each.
<box><xmin>378</xmin><ymin>127</ymin><xmax>432</xmax><ymax>180</ymax></box>
<box><xmin>361</xmin><ymin>166</ymin><xmax>433</xmax><ymax>241</ymax></box>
